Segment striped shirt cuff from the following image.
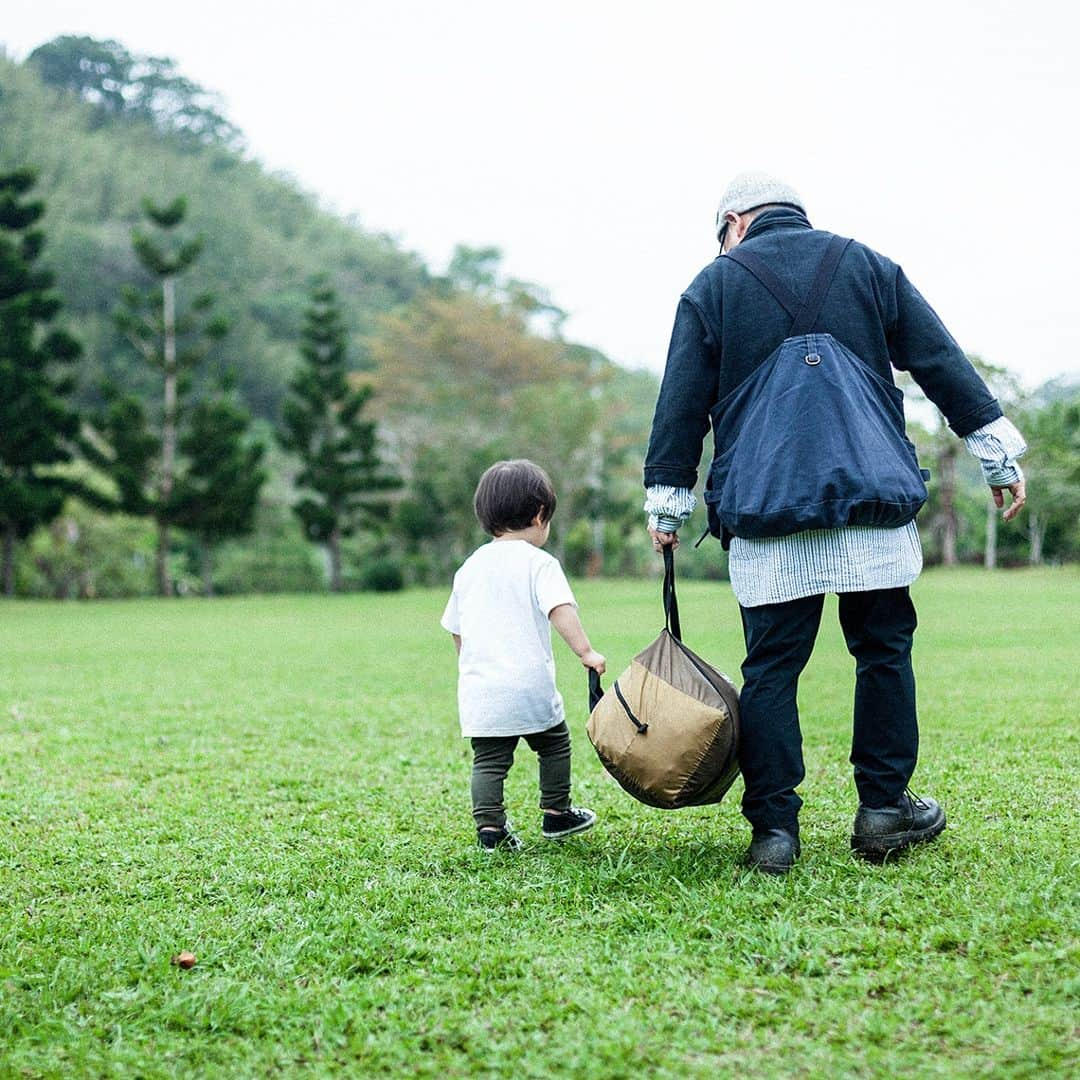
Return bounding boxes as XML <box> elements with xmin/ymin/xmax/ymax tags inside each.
<box><xmin>983</xmin><ymin>462</ymin><xmax>1023</xmax><ymax>487</ymax></box>
<box><xmin>644</xmin><ymin>485</ymin><xmax>697</xmax><ymax>532</ymax></box>
<box><xmin>963</xmin><ymin>416</ymin><xmax>1028</xmax><ymax>487</ymax></box>
<box><xmin>649</xmin><ymin>513</ymin><xmax>684</xmax><ymax>534</ymax></box>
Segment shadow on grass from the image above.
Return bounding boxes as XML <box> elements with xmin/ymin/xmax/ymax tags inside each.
<box><xmin>430</xmin><ymin>819</ymin><xmax>958</xmax><ymax>905</ymax></box>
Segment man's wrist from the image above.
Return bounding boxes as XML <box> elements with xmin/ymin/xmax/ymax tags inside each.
<box><xmin>985</xmin><ymin>463</ymin><xmax>1023</xmax><ymax>487</ymax></box>
<box><xmin>644</xmin><ymin>486</ymin><xmax>696</xmax><ymax>533</ymax></box>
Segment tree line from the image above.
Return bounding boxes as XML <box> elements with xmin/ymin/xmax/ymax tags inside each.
<box><xmin>0</xmin><ymin>37</ymin><xmax>1076</xmax><ymax>599</ymax></box>
<box><xmin>0</xmin><ymin>41</ymin><xmax>431</xmax><ymax>423</ymax></box>
<box><xmin>3</xmin><ymin>160</ymin><xmax>1075</xmax><ymax>602</ymax></box>
<box><xmin>1</xmin><ymin>169</ymin><xmax>411</xmax><ymax>597</ymax></box>
<box><xmin>0</xmin><ymin>159</ymin><xmax>664</xmax><ymax>598</ymax></box>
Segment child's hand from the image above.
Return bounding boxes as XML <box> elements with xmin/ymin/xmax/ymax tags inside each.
<box><xmin>581</xmin><ymin>650</ymin><xmax>606</xmax><ymax>675</ymax></box>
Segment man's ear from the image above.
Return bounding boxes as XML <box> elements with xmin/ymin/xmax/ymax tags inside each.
<box><xmin>720</xmin><ymin>211</ymin><xmax>741</xmax><ymax>252</ymax></box>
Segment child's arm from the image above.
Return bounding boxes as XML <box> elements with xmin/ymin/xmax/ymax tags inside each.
<box><xmin>451</xmin><ymin>633</ymin><xmax>462</xmax><ymax>655</ymax></box>
<box><xmin>549</xmin><ymin>604</ymin><xmax>605</xmax><ymax>674</ymax></box>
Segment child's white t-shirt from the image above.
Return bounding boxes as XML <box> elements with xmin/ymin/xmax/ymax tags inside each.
<box><xmin>440</xmin><ymin>539</ymin><xmax>576</xmax><ymax>738</ymax></box>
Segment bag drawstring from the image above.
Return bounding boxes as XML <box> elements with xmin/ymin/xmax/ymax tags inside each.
<box><xmin>589</xmin><ymin>670</ymin><xmax>647</xmax><ymax>734</ymax></box>
<box><xmin>613</xmin><ymin>680</ymin><xmax>648</xmax><ymax>734</ymax></box>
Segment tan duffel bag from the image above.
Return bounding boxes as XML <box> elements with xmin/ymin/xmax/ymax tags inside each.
<box><xmin>586</xmin><ymin>547</ymin><xmax>740</xmax><ymax>809</ymax></box>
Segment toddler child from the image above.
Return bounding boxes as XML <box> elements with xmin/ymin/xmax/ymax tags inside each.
<box><xmin>441</xmin><ymin>459</ymin><xmax>606</xmax><ymax>851</ymax></box>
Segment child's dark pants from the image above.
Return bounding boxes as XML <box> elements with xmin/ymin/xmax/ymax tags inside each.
<box><xmin>470</xmin><ymin>721</ymin><xmax>572</xmax><ymax>829</ymax></box>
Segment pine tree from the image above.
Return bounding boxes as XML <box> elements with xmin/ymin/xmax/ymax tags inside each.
<box><xmin>0</xmin><ymin>168</ymin><xmax>84</xmax><ymax>597</ymax></box>
<box><xmin>112</xmin><ymin>196</ymin><xmax>227</xmax><ymax>595</ymax></box>
<box><xmin>170</xmin><ymin>380</ymin><xmax>266</xmax><ymax>595</ymax></box>
<box><xmin>279</xmin><ymin>279</ymin><xmax>400</xmax><ymax>591</ymax></box>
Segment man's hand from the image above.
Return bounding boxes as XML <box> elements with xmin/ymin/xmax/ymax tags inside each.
<box><xmin>648</xmin><ymin>526</ymin><xmax>680</xmax><ymax>551</ymax></box>
<box><xmin>991</xmin><ymin>478</ymin><xmax>1027</xmax><ymax>522</ymax></box>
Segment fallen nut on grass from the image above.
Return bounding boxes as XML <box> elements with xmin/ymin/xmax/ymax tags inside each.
<box><xmin>171</xmin><ymin>951</ymin><xmax>197</xmax><ymax>969</ymax></box>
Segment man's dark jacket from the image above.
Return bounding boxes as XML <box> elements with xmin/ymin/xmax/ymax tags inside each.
<box><xmin>644</xmin><ymin>207</ymin><xmax>1002</xmax><ymax>493</ymax></box>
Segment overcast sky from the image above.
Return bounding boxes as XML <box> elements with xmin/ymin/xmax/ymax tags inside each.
<box><xmin>4</xmin><ymin>0</ymin><xmax>1079</xmax><ymax>389</ymax></box>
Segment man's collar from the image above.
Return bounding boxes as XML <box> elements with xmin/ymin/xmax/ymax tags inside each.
<box><xmin>741</xmin><ymin>206</ymin><xmax>813</xmax><ymax>243</ymax></box>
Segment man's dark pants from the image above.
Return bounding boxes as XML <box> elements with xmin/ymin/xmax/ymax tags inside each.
<box><xmin>738</xmin><ymin>587</ymin><xmax>918</xmax><ymax>831</ymax></box>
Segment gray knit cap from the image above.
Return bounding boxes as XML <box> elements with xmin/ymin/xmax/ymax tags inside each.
<box><xmin>715</xmin><ymin>171</ymin><xmax>806</xmax><ymax>243</ymax></box>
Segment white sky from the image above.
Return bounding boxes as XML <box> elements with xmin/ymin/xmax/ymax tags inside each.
<box><xmin>4</xmin><ymin>0</ymin><xmax>1079</xmax><ymax>388</ymax></box>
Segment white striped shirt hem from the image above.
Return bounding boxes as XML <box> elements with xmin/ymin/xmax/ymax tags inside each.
<box><xmin>729</xmin><ymin>522</ymin><xmax>923</xmax><ymax>607</ymax></box>
<box><xmin>643</xmin><ymin>416</ymin><xmax>1025</xmax><ymax>607</ymax></box>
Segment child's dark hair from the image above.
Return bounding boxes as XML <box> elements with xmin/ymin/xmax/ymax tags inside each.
<box><xmin>474</xmin><ymin>459</ymin><xmax>557</xmax><ymax>536</ymax></box>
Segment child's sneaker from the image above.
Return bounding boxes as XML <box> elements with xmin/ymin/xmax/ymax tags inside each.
<box><xmin>542</xmin><ymin>807</ymin><xmax>597</xmax><ymax>840</ymax></box>
<box><xmin>477</xmin><ymin>824</ymin><xmax>523</xmax><ymax>852</ymax></box>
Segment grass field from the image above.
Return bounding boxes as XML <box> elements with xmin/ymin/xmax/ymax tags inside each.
<box><xmin>1</xmin><ymin>568</ymin><xmax>1077</xmax><ymax>1078</ymax></box>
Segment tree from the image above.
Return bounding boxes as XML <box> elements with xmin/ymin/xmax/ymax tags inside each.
<box><xmin>279</xmin><ymin>279</ymin><xmax>400</xmax><ymax>591</ymax></box>
<box><xmin>445</xmin><ymin>243</ymin><xmax>567</xmax><ymax>337</ymax></box>
<box><xmin>1016</xmin><ymin>396</ymin><xmax>1080</xmax><ymax>565</ymax></box>
<box><xmin>170</xmin><ymin>381</ymin><xmax>266</xmax><ymax>595</ymax></box>
<box><xmin>900</xmin><ymin>355</ymin><xmax>1013</xmax><ymax>567</ymax></box>
<box><xmin>84</xmin><ymin>390</ymin><xmax>157</xmax><ymax>521</ymax></box>
<box><xmin>111</xmin><ymin>196</ymin><xmax>228</xmax><ymax>595</ymax></box>
<box><xmin>28</xmin><ymin>36</ymin><xmax>242</xmax><ymax>148</ymax></box>
<box><xmin>972</xmin><ymin>360</ymin><xmax>1023</xmax><ymax>570</ymax></box>
<box><xmin>27</xmin><ymin>36</ymin><xmax>131</xmax><ymax>115</ymax></box>
<box><xmin>368</xmin><ymin>280</ymin><xmax>645</xmax><ymax>579</ymax></box>
<box><xmin>0</xmin><ymin>167</ymin><xmax>84</xmax><ymax>596</ymax></box>
<box><xmin>446</xmin><ymin>244</ymin><xmax>502</xmax><ymax>296</ymax></box>
<box><xmin>368</xmin><ymin>288</ymin><xmax>579</xmax><ymax>470</ymax></box>
<box><xmin>392</xmin><ymin>440</ymin><xmax>506</xmax><ymax>581</ymax></box>
<box><xmin>2</xmin><ymin>48</ymin><xmax>430</xmax><ymax>426</ymax></box>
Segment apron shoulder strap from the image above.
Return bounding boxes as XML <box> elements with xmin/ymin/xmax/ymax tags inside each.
<box><xmin>724</xmin><ymin>247</ymin><xmax>800</xmax><ymax>318</ymax></box>
<box><xmin>726</xmin><ymin>234</ymin><xmax>852</xmax><ymax>336</ymax></box>
<box><xmin>789</xmin><ymin>235</ymin><xmax>851</xmax><ymax>336</ymax></box>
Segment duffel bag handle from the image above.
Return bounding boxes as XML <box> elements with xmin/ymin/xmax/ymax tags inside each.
<box><xmin>588</xmin><ymin>668</ymin><xmax>604</xmax><ymax>713</ymax></box>
<box><xmin>662</xmin><ymin>544</ymin><xmax>682</xmax><ymax>641</ymax></box>
<box><xmin>588</xmin><ymin>546</ymin><xmax>681</xmax><ymax>713</ymax></box>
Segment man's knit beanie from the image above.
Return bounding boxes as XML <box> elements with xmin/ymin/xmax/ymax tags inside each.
<box><xmin>716</xmin><ymin>171</ymin><xmax>806</xmax><ymax>243</ymax></box>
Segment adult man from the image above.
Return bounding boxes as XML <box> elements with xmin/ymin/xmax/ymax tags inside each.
<box><xmin>644</xmin><ymin>171</ymin><xmax>1027</xmax><ymax>874</ymax></box>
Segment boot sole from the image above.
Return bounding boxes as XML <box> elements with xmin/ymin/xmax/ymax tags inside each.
<box><xmin>851</xmin><ymin>810</ymin><xmax>946</xmax><ymax>861</ymax></box>
<box><xmin>743</xmin><ymin>858</ymin><xmax>797</xmax><ymax>875</ymax></box>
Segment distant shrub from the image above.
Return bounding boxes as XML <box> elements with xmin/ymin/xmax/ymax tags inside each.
<box><xmin>213</xmin><ymin>534</ymin><xmax>324</xmax><ymax>594</ymax></box>
<box><xmin>562</xmin><ymin>518</ymin><xmax>593</xmax><ymax>577</ymax></box>
<box><xmin>402</xmin><ymin>553</ymin><xmax>434</xmax><ymax>586</ymax></box>
<box><xmin>359</xmin><ymin>557</ymin><xmax>405</xmax><ymax>593</ymax></box>
<box><xmin>22</xmin><ymin>503</ymin><xmax>156</xmax><ymax>598</ymax></box>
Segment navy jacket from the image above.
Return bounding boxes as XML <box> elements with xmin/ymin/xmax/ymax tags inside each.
<box><xmin>644</xmin><ymin>208</ymin><xmax>1002</xmax><ymax>491</ymax></box>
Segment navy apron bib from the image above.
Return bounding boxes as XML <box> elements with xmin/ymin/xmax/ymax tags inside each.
<box><xmin>705</xmin><ymin>236</ymin><xmax>929</xmax><ymax>544</ymax></box>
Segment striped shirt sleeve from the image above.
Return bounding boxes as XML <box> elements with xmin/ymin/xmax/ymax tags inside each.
<box><xmin>963</xmin><ymin>416</ymin><xmax>1027</xmax><ymax>486</ymax></box>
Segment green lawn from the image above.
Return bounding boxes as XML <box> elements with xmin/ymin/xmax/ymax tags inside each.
<box><xmin>1</xmin><ymin>569</ymin><xmax>1077</xmax><ymax>1078</ymax></box>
